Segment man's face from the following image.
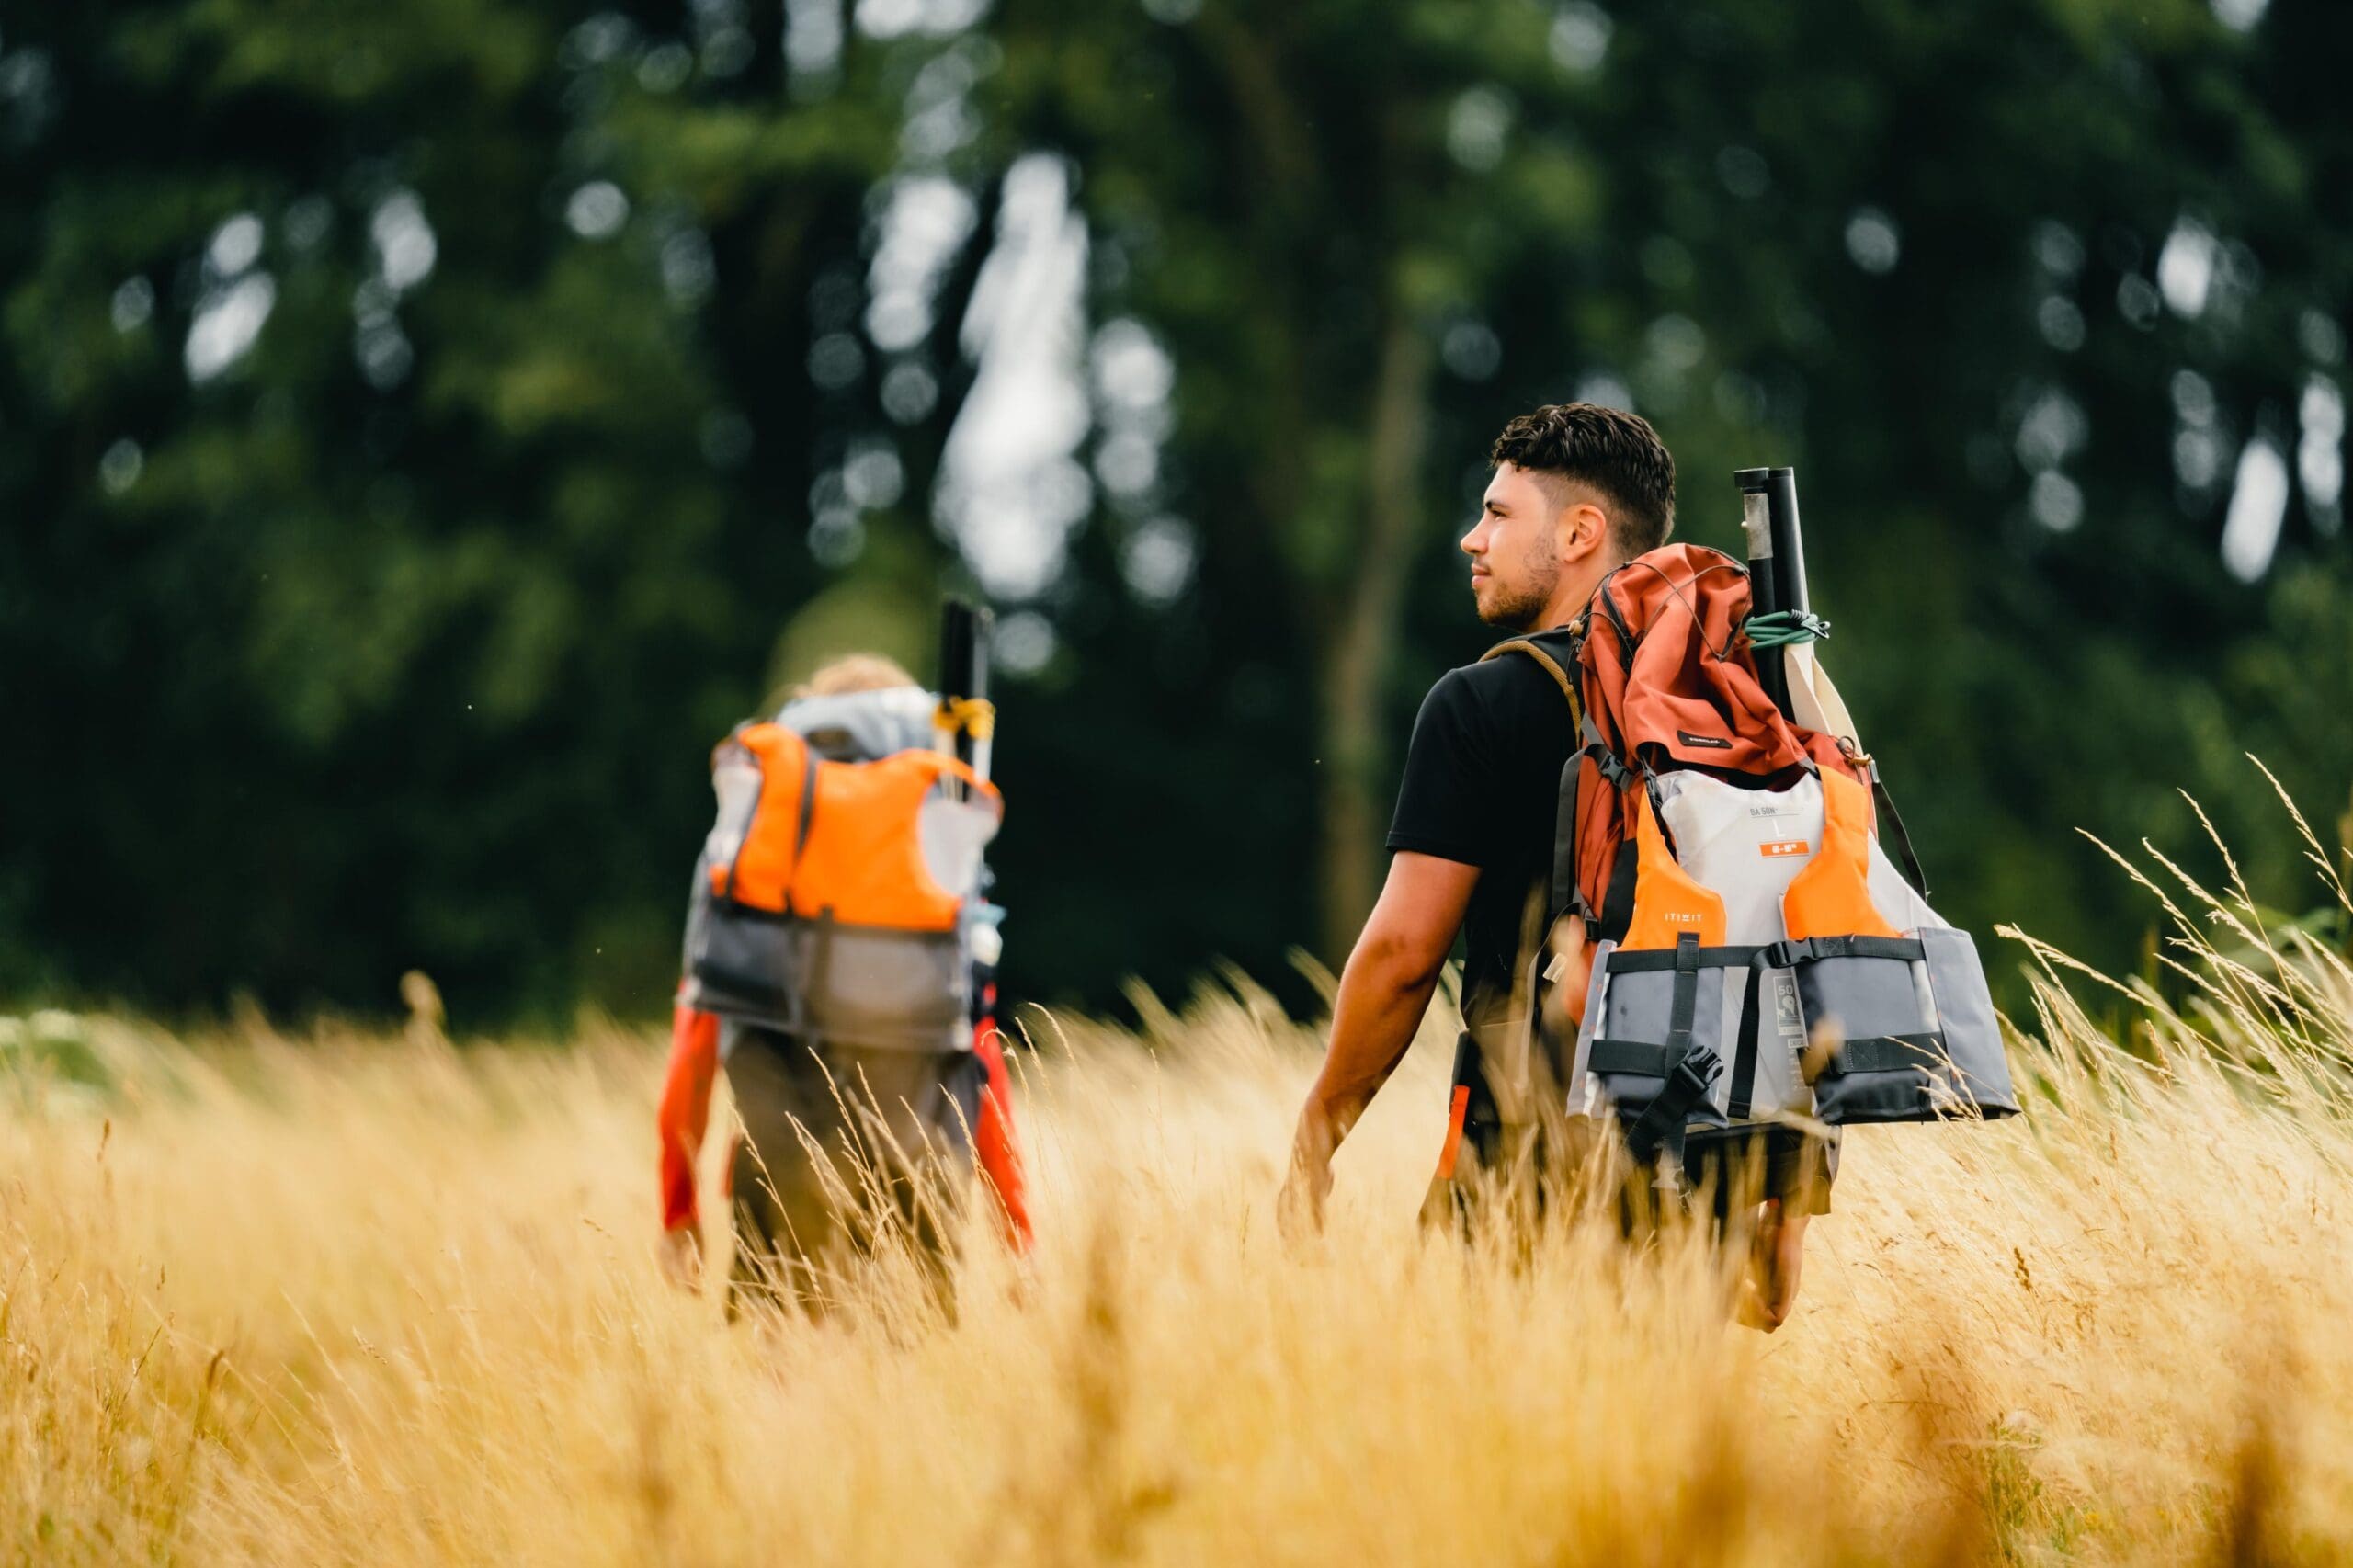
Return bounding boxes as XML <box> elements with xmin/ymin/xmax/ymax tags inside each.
<box><xmin>1461</xmin><ymin>463</ymin><xmax>1567</xmax><ymax>630</ymax></box>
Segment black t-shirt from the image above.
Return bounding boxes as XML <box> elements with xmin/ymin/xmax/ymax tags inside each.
<box><xmin>1385</xmin><ymin>652</ymin><xmax>1581</xmax><ymax>1033</ymax></box>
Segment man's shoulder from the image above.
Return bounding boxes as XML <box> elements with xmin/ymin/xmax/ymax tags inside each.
<box><xmin>1403</xmin><ymin>647</ymin><xmax>1578</xmax><ymax>775</ymax></box>
<box><xmin>1439</xmin><ymin>639</ymin><xmax>1579</xmax><ymax>716</ymax></box>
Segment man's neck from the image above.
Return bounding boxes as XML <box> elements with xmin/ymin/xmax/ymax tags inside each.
<box><xmin>1527</xmin><ymin>556</ymin><xmax>1623</xmax><ymax>632</ymax></box>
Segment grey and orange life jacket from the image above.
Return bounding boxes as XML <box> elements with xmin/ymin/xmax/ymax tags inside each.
<box><xmin>679</xmin><ymin>687</ymin><xmax>1002</xmax><ymax>1053</ymax></box>
<box><xmin>1492</xmin><ymin>544</ymin><xmax>2018</xmax><ymax>1166</ymax></box>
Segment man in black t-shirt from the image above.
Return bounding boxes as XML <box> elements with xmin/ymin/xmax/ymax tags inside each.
<box><xmin>1381</xmin><ymin>657</ymin><xmax>1580</xmax><ymax>1046</ymax></box>
<box><xmin>1279</xmin><ymin>403</ymin><xmax>1823</xmax><ymax>1329</ymax></box>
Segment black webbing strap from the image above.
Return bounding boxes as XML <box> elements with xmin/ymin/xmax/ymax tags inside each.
<box><xmin>793</xmin><ymin>745</ymin><xmax>819</xmax><ymax>865</ymax></box>
<box><xmin>1619</xmin><ymin>934</ymin><xmax>1721</xmax><ymax>1165</ymax></box>
<box><xmin>1604</xmin><ymin>944</ymin><xmax>1764</xmax><ymax>973</ymax></box>
<box><xmin>1666</xmin><ymin>934</ymin><xmax>1703</xmax><ymax>1062</ymax></box>
<box><xmin>1756</xmin><ymin>935</ymin><xmax>1925</xmax><ymax>969</ymax></box>
<box><xmin>1584</xmin><ymin>710</ymin><xmax>1633</xmax><ymax>790</ymax></box>
<box><xmin>1824</xmin><ymin>1032</ymin><xmax>1949</xmax><ymax>1075</ymax></box>
<box><xmin>1552</xmin><ymin>714</ymin><xmax>1645</xmax><ymax>926</ymax></box>
<box><xmin>1727</xmin><ymin>966</ymin><xmax>1763</xmax><ymax>1119</ymax></box>
<box><xmin>1870</xmin><ymin>769</ymin><xmax>1931</xmax><ymax>899</ymax></box>
<box><xmin>1551</xmin><ymin>754</ymin><xmax>1583</xmax><ymax>923</ymax></box>
<box><xmin>1620</xmin><ymin>1051</ymin><xmax>1720</xmax><ymax>1165</ymax></box>
<box><xmin>802</xmin><ymin>908</ymin><xmax>835</xmax><ymax>1045</ymax></box>
<box><xmin>1588</xmin><ymin>1039</ymin><xmax>1670</xmax><ymax>1076</ymax></box>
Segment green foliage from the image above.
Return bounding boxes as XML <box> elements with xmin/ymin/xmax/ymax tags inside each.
<box><xmin>3</xmin><ymin>0</ymin><xmax>2349</xmax><ymax>1022</ymax></box>
<box><xmin>1</xmin><ymin>0</ymin><xmax>941</xmax><ymax>1018</ymax></box>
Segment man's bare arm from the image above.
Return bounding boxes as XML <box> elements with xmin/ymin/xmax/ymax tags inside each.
<box><xmin>1280</xmin><ymin>851</ymin><xmax>1479</xmax><ymax>1227</ymax></box>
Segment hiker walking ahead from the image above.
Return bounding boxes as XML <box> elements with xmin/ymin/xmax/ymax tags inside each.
<box><xmin>657</xmin><ymin>653</ymin><xmax>1031</xmax><ymax>1310</ymax></box>
<box><xmin>1277</xmin><ymin>404</ymin><xmax>1833</xmax><ymax>1328</ymax></box>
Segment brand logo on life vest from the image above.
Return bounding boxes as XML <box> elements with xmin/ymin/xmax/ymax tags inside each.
<box><xmin>1759</xmin><ymin>839</ymin><xmax>1811</xmax><ymax>858</ymax></box>
<box><xmin>1665</xmin><ymin>911</ymin><xmax>1705</xmax><ymax>925</ymax></box>
<box><xmin>1676</xmin><ymin>730</ymin><xmax>1733</xmax><ymax>750</ymax></box>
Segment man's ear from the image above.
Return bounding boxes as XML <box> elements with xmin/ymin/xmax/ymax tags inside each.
<box><xmin>1559</xmin><ymin>500</ymin><xmax>1610</xmax><ymax>563</ymax></box>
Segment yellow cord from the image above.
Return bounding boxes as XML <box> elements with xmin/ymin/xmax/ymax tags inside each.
<box><xmin>932</xmin><ymin>697</ymin><xmax>996</xmax><ymax>741</ymax></box>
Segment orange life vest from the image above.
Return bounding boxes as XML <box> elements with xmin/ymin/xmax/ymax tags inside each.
<box><xmin>683</xmin><ymin>719</ymin><xmax>1001</xmax><ymax>1050</ymax></box>
<box><xmin>707</xmin><ymin>722</ymin><xmax>994</xmax><ymax>931</ymax></box>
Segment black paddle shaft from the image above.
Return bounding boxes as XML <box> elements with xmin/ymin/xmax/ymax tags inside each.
<box><xmin>937</xmin><ymin>599</ymin><xmax>991</xmax><ymax>770</ymax></box>
<box><xmin>1733</xmin><ymin>466</ymin><xmax>1810</xmax><ymax>721</ymax></box>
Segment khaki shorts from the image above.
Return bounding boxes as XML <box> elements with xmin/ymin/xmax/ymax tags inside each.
<box><xmin>722</xmin><ymin>1026</ymin><xmax>983</xmax><ymax>1311</ymax></box>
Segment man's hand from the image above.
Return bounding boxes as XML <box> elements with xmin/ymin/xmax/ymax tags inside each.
<box><xmin>1735</xmin><ymin>1199</ymin><xmax>1809</xmax><ymax>1332</ymax></box>
<box><xmin>659</xmin><ymin>1223</ymin><xmax>704</xmax><ymax>1290</ymax></box>
<box><xmin>1275</xmin><ymin>851</ymin><xmax>1478</xmax><ymax>1238</ymax></box>
<box><xmin>1276</xmin><ymin>1116</ymin><xmax>1336</xmax><ymax>1246</ymax></box>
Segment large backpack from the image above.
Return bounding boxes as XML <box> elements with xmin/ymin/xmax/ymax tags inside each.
<box><xmin>680</xmin><ymin>688</ymin><xmax>1001</xmax><ymax>1053</ymax></box>
<box><xmin>1489</xmin><ymin>544</ymin><xmax>2017</xmax><ymax>1168</ymax></box>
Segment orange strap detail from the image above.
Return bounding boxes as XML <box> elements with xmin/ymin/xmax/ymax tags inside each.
<box><xmin>972</xmin><ymin>1023</ymin><xmax>1033</xmax><ymax>1250</ymax></box>
<box><xmin>1435</xmin><ymin>1085</ymin><xmax>1472</xmax><ymax>1181</ymax></box>
<box><xmin>1781</xmin><ymin>769</ymin><xmax>1901</xmax><ymax>941</ymax></box>
<box><xmin>1620</xmin><ymin>789</ymin><xmax>1727</xmax><ymax>950</ymax></box>
<box><xmin>656</xmin><ymin>1004</ymin><xmax>722</xmax><ymax>1232</ymax></box>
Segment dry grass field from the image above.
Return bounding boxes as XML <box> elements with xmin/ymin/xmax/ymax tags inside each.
<box><xmin>6</xmin><ymin>812</ymin><xmax>2353</xmax><ymax>1564</ymax></box>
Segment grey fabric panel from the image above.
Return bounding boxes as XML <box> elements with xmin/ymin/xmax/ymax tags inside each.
<box><xmin>1802</xmin><ymin>948</ymin><xmax>1938</xmax><ymax>1126</ymax></box>
<box><xmin>1599</xmin><ymin>965</ymin><xmax>1727</xmax><ymax>1058</ymax></box>
<box><xmin>1921</xmin><ymin>926</ymin><xmax>2020</xmax><ymax>1117</ymax></box>
<box><xmin>691</xmin><ymin>907</ymin><xmax>809</xmax><ymax>1029</ymax></box>
<box><xmin>1809</xmin><ymin>928</ymin><xmax>2020</xmax><ymax>1125</ymax></box>
<box><xmin>1586</xmin><ymin>951</ymin><xmax>1733</xmax><ymax>1133</ymax></box>
<box><xmin>689</xmin><ymin>908</ymin><xmax>970</xmax><ymax>1051</ymax></box>
<box><xmin>1792</xmin><ymin>953</ymin><xmax>1932</xmax><ymax>1044</ymax></box>
<box><xmin>804</xmin><ymin>924</ymin><xmax>969</xmax><ymax>1049</ymax></box>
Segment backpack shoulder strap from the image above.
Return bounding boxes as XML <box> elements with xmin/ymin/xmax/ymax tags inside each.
<box><xmin>1478</xmin><ymin>631</ymin><xmax>1602</xmax><ymax>929</ymax></box>
<box><xmin>1479</xmin><ymin>635</ymin><xmax>1580</xmax><ymax>715</ymax></box>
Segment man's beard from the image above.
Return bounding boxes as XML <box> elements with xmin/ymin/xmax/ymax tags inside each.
<box><xmin>1477</xmin><ymin>550</ymin><xmax>1560</xmax><ymax>631</ymax></box>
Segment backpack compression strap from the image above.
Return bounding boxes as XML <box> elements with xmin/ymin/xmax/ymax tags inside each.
<box><xmin>1862</xmin><ymin>761</ymin><xmax>1931</xmax><ymax>899</ymax></box>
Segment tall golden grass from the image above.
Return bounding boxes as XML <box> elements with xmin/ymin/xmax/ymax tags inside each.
<box><xmin>6</xmin><ymin>785</ymin><xmax>2353</xmax><ymax>1563</ymax></box>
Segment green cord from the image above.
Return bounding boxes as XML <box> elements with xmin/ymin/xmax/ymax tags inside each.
<box><xmin>1745</xmin><ymin>609</ymin><xmax>1832</xmax><ymax>650</ymax></box>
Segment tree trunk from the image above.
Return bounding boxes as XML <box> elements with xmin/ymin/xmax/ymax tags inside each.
<box><xmin>1315</xmin><ymin>307</ymin><xmax>1433</xmax><ymax>962</ymax></box>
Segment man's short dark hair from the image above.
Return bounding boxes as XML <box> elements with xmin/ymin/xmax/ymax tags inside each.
<box><xmin>1490</xmin><ymin>403</ymin><xmax>1677</xmax><ymax>557</ymax></box>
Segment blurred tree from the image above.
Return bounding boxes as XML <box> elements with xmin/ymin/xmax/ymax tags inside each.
<box><xmin>1</xmin><ymin>0</ymin><xmax>2347</xmax><ymax>1023</ymax></box>
<box><xmin>0</xmin><ymin>1</ymin><xmax>971</xmax><ymax>1018</ymax></box>
<box><xmin>978</xmin><ymin>0</ymin><xmax>2353</xmax><ymax>981</ymax></box>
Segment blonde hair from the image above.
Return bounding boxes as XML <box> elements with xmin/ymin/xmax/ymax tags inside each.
<box><xmin>796</xmin><ymin>653</ymin><xmax>918</xmax><ymax>699</ymax></box>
